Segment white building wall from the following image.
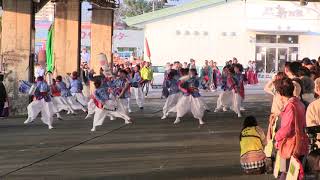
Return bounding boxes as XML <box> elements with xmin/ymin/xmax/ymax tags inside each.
<box><xmin>299</xmin><ymin>35</ymin><xmax>320</xmax><ymax>60</ymax></box>
<box><xmin>113</xmin><ymin>30</ymin><xmax>144</xmax><ymax>50</ymax></box>
<box><xmin>145</xmin><ymin>1</ymin><xmax>248</xmax><ymax>66</ymax></box>
<box><xmin>143</xmin><ymin>0</ymin><xmax>320</xmax><ymax>66</ymax></box>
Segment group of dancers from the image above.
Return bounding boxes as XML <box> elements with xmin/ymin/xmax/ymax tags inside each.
<box><xmin>20</xmin><ymin>66</ymin><xmax>140</xmax><ymax>131</ymax></box>
<box><xmin>19</xmin><ymin>57</ymin><xmax>251</xmax><ymax>131</ymax></box>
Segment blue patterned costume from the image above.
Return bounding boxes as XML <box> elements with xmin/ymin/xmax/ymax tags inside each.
<box><xmin>164</xmin><ymin>79</ymin><xmax>180</xmax><ymax>96</ymax></box>
<box><xmin>70</xmin><ymin>79</ymin><xmax>83</xmax><ymax>93</ymax></box>
<box><xmin>34</xmin><ymin>81</ymin><xmax>51</xmax><ymax>102</ymax></box>
<box><xmin>180</xmin><ymin>77</ymin><xmax>201</xmax><ymax>97</ymax></box>
<box><xmin>56</xmin><ymin>81</ymin><xmax>72</xmax><ymax>97</ymax></box>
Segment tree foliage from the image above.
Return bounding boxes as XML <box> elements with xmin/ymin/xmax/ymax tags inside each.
<box><xmin>120</xmin><ymin>0</ymin><xmax>166</xmax><ymax>17</ymax></box>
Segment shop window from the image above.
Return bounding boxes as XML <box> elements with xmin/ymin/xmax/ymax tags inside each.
<box><xmin>256</xmin><ymin>34</ymin><xmax>277</xmax><ymax>43</ymax></box>
<box><xmin>277</xmin><ymin>35</ymin><xmax>298</xmax><ymax>44</ymax></box>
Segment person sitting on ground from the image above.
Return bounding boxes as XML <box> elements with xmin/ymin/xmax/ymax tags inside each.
<box><xmin>240</xmin><ymin>116</ymin><xmax>267</xmax><ymax>175</ymax></box>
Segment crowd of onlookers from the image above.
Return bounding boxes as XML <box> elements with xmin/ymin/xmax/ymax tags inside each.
<box><xmin>241</xmin><ymin>56</ymin><xmax>320</xmax><ymax>179</ymax></box>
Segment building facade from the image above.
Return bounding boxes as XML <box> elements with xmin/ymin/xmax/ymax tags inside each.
<box><xmin>125</xmin><ymin>0</ymin><xmax>320</xmax><ymax>75</ymax></box>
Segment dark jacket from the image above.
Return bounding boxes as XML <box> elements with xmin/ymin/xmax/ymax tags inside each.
<box><xmin>0</xmin><ymin>82</ymin><xmax>7</xmax><ymax>102</ymax></box>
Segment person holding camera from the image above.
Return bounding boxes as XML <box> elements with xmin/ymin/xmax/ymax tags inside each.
<box><xmin>274</xmin><ymin>78</ymin><xmax>309</xmax><ymax>180</ymax></box>
<box><xmin>306</xmin><ymin>77</ymin><xmax>320</xmax><ymax>147</ymax></box>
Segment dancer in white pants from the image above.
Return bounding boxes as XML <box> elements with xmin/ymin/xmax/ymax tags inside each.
<box><xmin>175</xmin><ymin>69</ymin><xmax>206</xmax><ymax>125</ymax></box>
<box><xmin>161</xmin><ymin>70</ymin><xmax>181</xmax><ymax>119</ymax></box>
<box><xmin>56</xmin><ymin>75</ymin><xmax>87</xmax><ymax>113</ymax></box>
<box><xmin>234</xmin><ymin>63</ymin><xmax>247</xmax><ymax>111</ymax></box>
<box><xmin>91</xmin><ymin>78</ymin><xmax>132</xmax><ymax>131</ymax></box>
<box><xmin>131</xmin><ymin>65</ymin><xmax>144</xmax><ymax>110</ymax></box>
<box><xmin>86</xmin><ymin>69</ymin><xmax>115</xmax><ymax>119</ymax></box>
<box><xmin>214</xmin><ymin>65</ymin><xmax>242</xmax><ymax>118</ymax></box>
<box><xmin>70</xmin><ymin>71</ymin><xmax>88</xmax><ymax>111</ymax></box>
<box><xmin>50</xmin><ymin>79</ymin><xmax>74</xmax><ymax>118</ymax></box>
<box><xmin>24</xmin><ymin>76</ymin><xmax>54</xmax><ymax>129</ymax></box>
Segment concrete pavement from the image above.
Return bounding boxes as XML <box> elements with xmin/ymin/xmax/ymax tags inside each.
<box><xmin>0</xmin><ymin>94</ymin><xmax>275</xmax><ymax>180</ymax></box>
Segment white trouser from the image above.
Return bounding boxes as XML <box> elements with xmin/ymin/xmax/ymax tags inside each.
<box><xmin>216</xmin><ymin>90</ymin><xmax>232</xmax><ymax>110</ymax></box>
<box><xmin>82</xmin><ymin>84</ymin><xmax>91</xmax><ymax>98</ymax></box>
<box><xmin>52</xmin><ymin>96</ymin><xmax>74</xmax><ymax>113</ymax></box>
<box><xmin>117</xmin><ymin>98</ymin><xmax>129</xmax><ymax>115</ymax></box>
<box><xmin>66</xmin><ymin>96</ymin><xmax>87</xmax><ymax>111</ymax></box>
<box><xmin>27</xmin><ymin>99</ymin><xmax>54</xmax><ymax>126</ymax></box>
<box><xmin>176</xmin><ymin>95</ymin><xmax>206</xmax><ymax>120</ymax></box>
<box><xmin>87</xmin><ymin>99</ymin><xmax>96</xmax><ymax>115</ymax></box>
<box><xmin>231</xmin><ymin>91</ymin><xmax>241</xmax><ymax>115</ymax></box>
<box><xmin>72</xmin><ymin>93</ymin><xmax>88</xmax><ymax>108</ymax></box>
<box><xmin>163</xmin><ymin>93</ymin><xmax>181</xmax><ymax>116</ymax></box>
<box><xmin>126</xmin><ymin>97</ymin><xmax>131</xmax><ymax>111</ymax></box>
<box><xmin>93</xmin><ymin>107</ymin><xmax>131</xmax><ymax>128</ymax></box>
<box><xmin>133</xmin><ymin>87</ymin><xmax>144</xmax><ymax>108</ymax></box>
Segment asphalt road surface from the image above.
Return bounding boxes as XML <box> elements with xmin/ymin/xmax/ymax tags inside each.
<box><xmin>0</xmin><ymin>94</ymin><xmax>276</xmax><ymax>180</ymax></box>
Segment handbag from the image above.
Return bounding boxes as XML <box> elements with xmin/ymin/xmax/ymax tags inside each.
<box><xmin>279</xmin><ymin>105</ymin><xmax>304</xmax><ymax>159</ymax></box>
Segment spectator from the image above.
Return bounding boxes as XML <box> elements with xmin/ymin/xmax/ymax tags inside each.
<box><xmin>140</xmin><ymin>61</ymin><xmax>153</xmax><ymax>97</ymax></box>
<box><xmin>209</xmin><ymin>60</ymin><xmax>221</xmax><ymax>90</ymax></box>
<box><xmin>240</xmin><ymin>116</ymin><xmax>266</xmax><ymax>174</ymax></box>
<box><xmin>0</xmin><ymin>74</ymin><xmax>8</xmax><ymax>118</ymax></box>
<box><xmin>34</xmin><ymin>63</ymin><xmax>46</xmax><ymax>79</ymax></box>
<box><xmin>200</xmin><ymin>60</ymin><xmax>213</xmax><ymax>90</ymax></box>
<box><xmin>274</xmin><ymin>78</ymin><xmax>308</xmax><ymax>180</ymax></box>
<box><xmin>232</xmin><ymin>57</ymin><xmax>238</xmax><ymax>64</ymax></box>
<box><xmin>81</xmin><ymin>47</ymin><xmax>90</xmax><ymax>64</ymax></box>
<box><xmin>301</xmin><ymin>57</ymin><xmax>313</xmax><ymax>70</ymax></box>
<box><xmin>183</xmin><ymin>62</ymin><xmax>188</xmax><ymax>68</ymax></box>
<box><xmin>306</xmin><ymin>77</ymin><xmax>320</xmax><ymax>147</ymax></box>
<box><xmin>188</xmin><ymin>59</ymin><xmax>196</xmax><ymax>69</ymax></box>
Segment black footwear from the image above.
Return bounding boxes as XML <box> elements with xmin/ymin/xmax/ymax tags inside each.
<box><xmin>140</xmin><ymin>107</ymin><xmax>144</xmax><ymax>110</ymax></box>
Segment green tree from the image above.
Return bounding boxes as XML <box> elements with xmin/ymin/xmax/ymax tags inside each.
<box><xmin>121</xmin><ymin>0</ymin><xmax>166</xmax><ymax>17</ymax></box>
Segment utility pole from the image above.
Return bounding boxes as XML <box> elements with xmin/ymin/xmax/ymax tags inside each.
<box><xmin>152</xmin><ymin>0</ymin><xmax>155</xmax><ymax>12</ymax></box>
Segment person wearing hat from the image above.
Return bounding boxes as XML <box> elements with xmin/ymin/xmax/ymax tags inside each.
<box><xmin>0</xmin><ymin>74</ymin><xmax>8</xmax><ymax>118</ymax></box>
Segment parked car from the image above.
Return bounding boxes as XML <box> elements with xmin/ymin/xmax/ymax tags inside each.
<box><xmin>151</xmin><ymin>66</ymin><xmax>165</xmax><ymax>89</ymax></box>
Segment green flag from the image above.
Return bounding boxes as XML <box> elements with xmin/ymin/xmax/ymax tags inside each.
<box><xmin>46</xmin><ymin>24</ymin><xmax>54</xmax><ymax>73</ymax></box>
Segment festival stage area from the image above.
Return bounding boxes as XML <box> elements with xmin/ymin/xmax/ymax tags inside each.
<box><xmin>0</xmin><ymin>95</ymin><xmax>274</xmax><ymax>180</ymax></box>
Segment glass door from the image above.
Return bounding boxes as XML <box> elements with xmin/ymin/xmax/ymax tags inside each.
<box><xmin>256</xmin><ymin>45</ymin><xmax>299</xmax><ymax>74</ymax></box>
<box><xmin>266</xmin><ymin>48</ymin><xmax>276</xmax><ymax>73</ymax></box>
<box><xmin>255</xmin><ymin>46</ymin><xmax>276</xmax><ymax>74</ymax></box>
<box><xmin>277</xmin><ymin>48</ymin><xmax>288</xmax><ymax>72</ymax></box>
